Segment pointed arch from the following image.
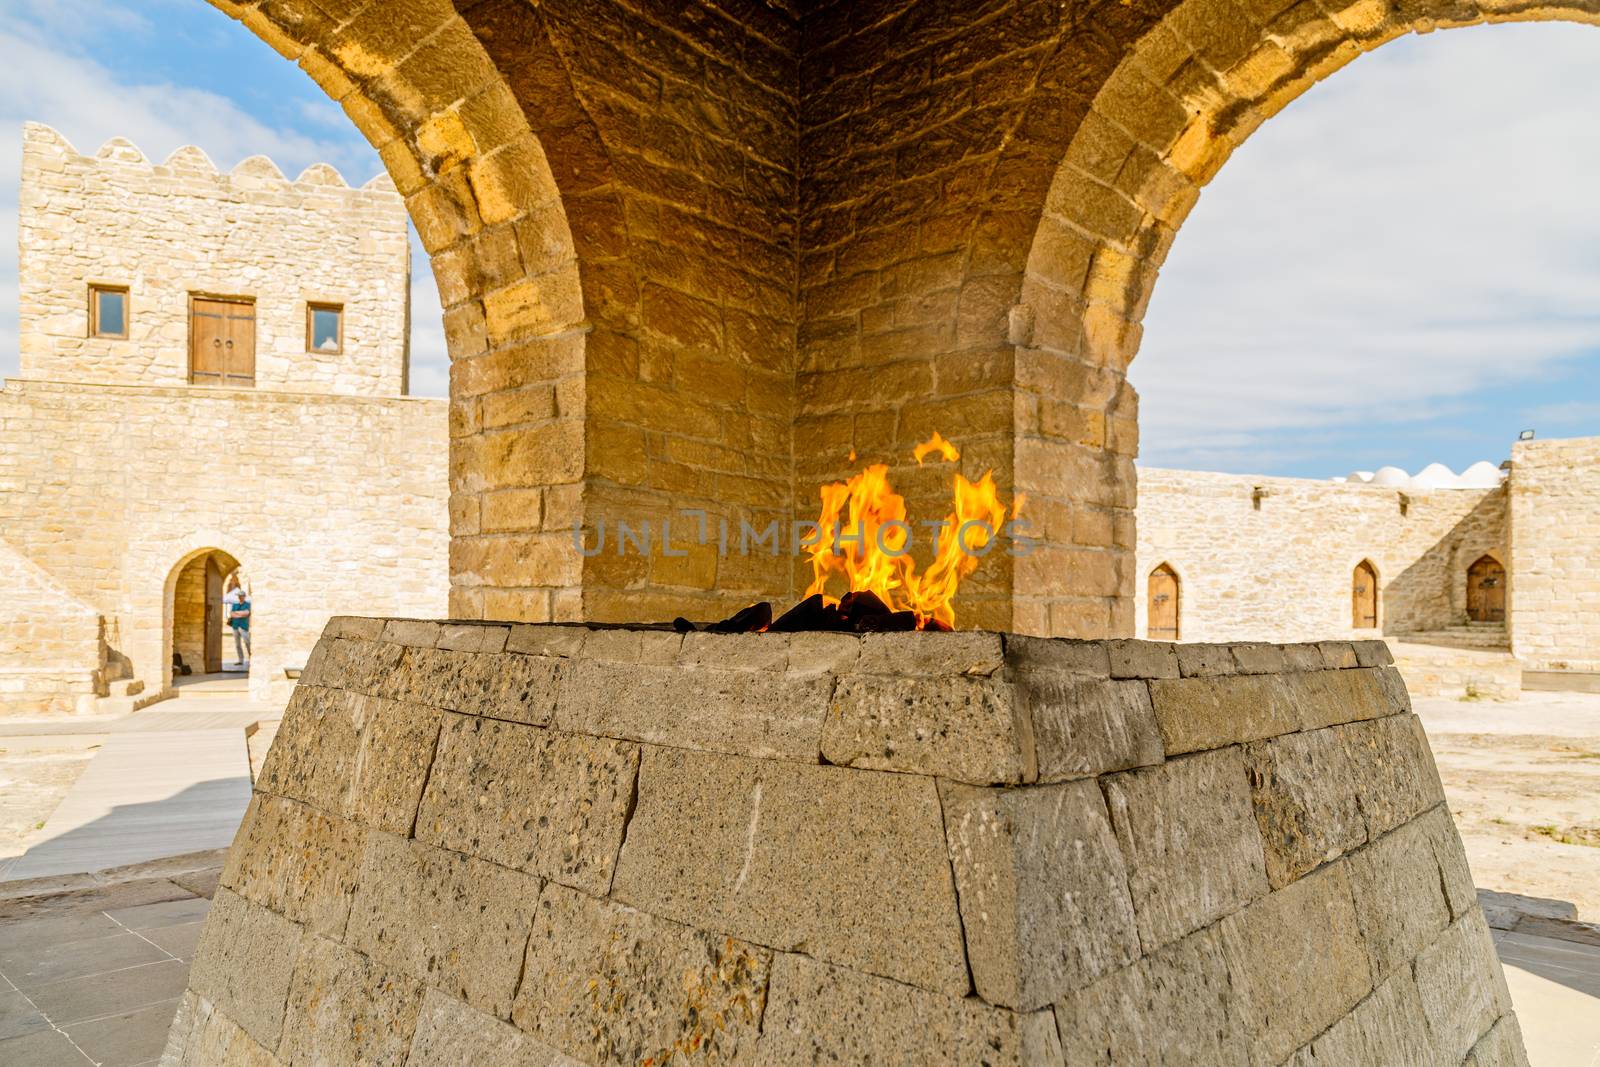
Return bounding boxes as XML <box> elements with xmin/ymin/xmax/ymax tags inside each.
<box><xmin>1352</xmin><ymin>558</ymin><xmax>1380</xmax><ymax>630</ymax></box>
<box><xmin>1147</xmin><ymin>561</ymin><xmax>1181</xmax><ymax>640</ymax></box>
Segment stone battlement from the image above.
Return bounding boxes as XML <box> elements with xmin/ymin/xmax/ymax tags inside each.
<box><xmin>165</xmin><ymin>620</ymin><xmax>1527</xmax><ymax>1065</ymax></box>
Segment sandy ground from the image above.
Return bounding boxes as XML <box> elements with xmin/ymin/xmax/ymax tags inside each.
<box><xmin>0</xmin><ymin>735</ymin><xmax>102</xmax><ymax>860</ymax></box>
<box><xmin>1415</xmin><ymin>690</ymin><xmax>1600</xmax><ymax>923</ymax></box>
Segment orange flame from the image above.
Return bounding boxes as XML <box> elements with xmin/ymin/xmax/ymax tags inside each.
<box><xmin>805</xmin><ymin>433</ymin><xmax>1019</xmax><ymax>629</ymax></box>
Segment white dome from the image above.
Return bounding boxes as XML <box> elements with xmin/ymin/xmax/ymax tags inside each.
<box><xmin>1348</xmin><ymin>470</ymin><xmax>1375</xmax><ymax>483</ymax></box>
<box><xmin>1410</xmin><ymin>462</ymin><xmax>1458</xmax><ymax>491</ymax></box>
<box><xmin>1370</xmin><ymin>466</ymin><xmax>1411</xmax><ymax>487</ymax></box>
<box><xmin>1458</xmin><ymin>461</ymin><xmax>1505</xmax><ymax>488</ymax></box>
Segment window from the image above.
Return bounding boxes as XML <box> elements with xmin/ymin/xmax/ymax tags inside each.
<box><xmin>307</xmin><ymin>303</ymin><xmax>343</xmax><ymax>354</ymax></box>
<box><xmin>90</xmin><ymin>285</ymin><xmax>129</xmax><ymax>339</ymax></box>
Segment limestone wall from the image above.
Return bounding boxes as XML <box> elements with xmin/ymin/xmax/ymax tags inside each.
<box><xmin>166</xmin><ymin>620</ymin><xmax>1524</xmax><ymax>1066</ymax></box>
<box><xmin>1136</xmin><ymin>468</ymin><xmax>1506</xmax><ymax>644</ymax></box>
<box><xmin>1510</xmin><ymin>436</ymin><xmax>1600</xmax><ymax>673</ymax></box>
<box><xmin>17</xmin><ymin>123</ymin><xmax>410</xmax><ymax>397</ymax></box>
<box><xmin>0</xmin><ymin>538</ymin><xmax>103</xmax><ymax>716</ymax></box>
<box><xmin>0</xmin><ymin>380</ymin><xmax>448</xmax><ymax>708</ymax></box>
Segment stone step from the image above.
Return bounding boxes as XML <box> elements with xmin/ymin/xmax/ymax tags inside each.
<box><xmin>1391</xmin><ymin>642</ymin><xmax>1521</xmax><ymax>701</ymax></box>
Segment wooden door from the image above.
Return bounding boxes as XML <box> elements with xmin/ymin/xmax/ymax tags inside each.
<box><xmin>1352</xmin><ymin>560</ymin><xmax>1379</xmax><ymax>629</ymax></box>
<box><xmin>190</xmin><ymin>297</ymin><xmax>256</xmax><ymax>386</ymax></box>
<box><xmin>1467</xmin><ymin>555</ymin><xmax>1506</xmax><ymax>622</ymax></box>
<box><xmin>1148</xmin><ymin>564</ymin><xmax>1180</xmax><ymax>640</ymax></box>
<box><xmin>203</xmin><ymin>555</ymin><xmax>224</xmax><ymax>674</ymax></box>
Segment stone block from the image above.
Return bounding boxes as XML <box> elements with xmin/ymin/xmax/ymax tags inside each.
<box><xmin>344</xmin><ymin>833</ymin><xmax>543</xmax><ymax>1020</ymax></box>
<box><xmin>1022</xmin><ymin>675</ymin><xmax>1163</xmax><ymax>782</ymax></box>
<box><xmin>1417</xmin><ymin>806</ymin><xmax>1478</xmax><ymax>919</ymax></box>
<box><xmin>297</xmin><ymin>638</ymin><xmax>404</xmax><ymax>694</ymax></box>
<box><xmin>436</xmin><ymin>622</ymin><xmax>510</xmax><ymax>652</ymax></box>
<box><xmin>186</xmin><ymin>888</ymin><xmax>302</xmax><ymax>1053</ymax></box>
<box><xmin>512</xmin><ymin>884</ymin><xmax>769</xmax><ymax>1066</ymax></box>
<box><xmin>388</xmin><ymin>648</ymin><xmax>561</xmax><ymax>724</ymax></box>
<box><xmin>349</xmin><ymin>697</ymin><xmax>445</xmax><ymax>834</ymax></box>
<box><xmin>1344</xmin><ymin>816</ymin><xmax>1452</xmax><ymax>980</ymax></box>
<box><xmin>1230</xmin><ymin>642</ymin><xmax>1287</xmax><ymax>675</ymax></box>
<box><xmin>1104</xmin><ymin>747</ymin><xmax>1270</xmax><ymax>951</ymax></box>
<box><xmin>1463</xmin><ymin>1014</ymin><xmax>1530</xmax><ymax>1067</ymax></box>
<box><xmin>1219</xmin><ymin>863</ymin><xmax>1373</xmax><ymax>1066</ymax></box>
<box><xmin>1289</xmin><ymin>968</ymin><xmax>1442</xmax><ymax>1067</ymax></box>
<box><xmin>1176</xmin><ymin>642</ymin><xmax>1235</xmax><ymax>677</ymax></box>
<box><xmin>581</xmin><ymin>627</ymin><xmax>682</xmax><ymax>664</ymax></box>
<box><xmin>854</xmin><ymin>631</ymin><xmax>1006</xmax><ymax>676</ymax></box>
<box><xmin>381</xmin><ymin>619</ymin><xmax>440</xmax><ymax>647</ymax></box>
<box><xmin>824</xmin><ymin>674</ymin><xmax>1032</xmax><ymax>784</ymax></box>
<box><xmin>678</xmin><ymin>632</ymin><xmax>791</xmax><ymax>671</ymax></box>
<box><xmin>416</xmin><ymin>714</ymin><xmax>638</xmax><ymax>895</ymax></box>
<box><xmin>220</xmin><ymin>795</ymin><xmax>363</xmax><ymax>938</ymax></box>
<box><xmin>1147</xmin><ymin>674</ymin><xmax>1298</xmax><ymax>755</ymax></box>
<box><xmin>555</xmin><ymin>660</ymin><xmax>828</xmax><ymax>762</ymax></box>
<box><xmin>1414</xmin><ymin>911</ymin><xmax>1512</xmax><ymax>1063</ymax></box>
<box><xmin>786</xmin><ymin>631</ymin><xmax>860</xmax><ymax>674</ymax></box>
<box><xmin>940</xmin><ymin>778</ymin><xmax>1140</xmax><ymax>1010</ymax></box>
<box><xmin>1335</xmin><ymin>714</ymin><xmax>1445</xmax><ymax>839</ymax></box>
<box><xmin>162</xmin><ymin>990</ymin><xmax>280</xmax><ymax>1067</ymax></box>
<box><xmin>1353</xmin><ymin>639</ymin><xmax>1394</xmax><ymax>668</ymax></box>
<box><xmin>1290</xmin><ymin>668</ymin><xmax>1393</xmax><ymax>731</ymax></box>
<box><xmin>279</xmin><ymin>934</ymin><xmax>424</xmax><ymax>1067</ymax></box>
<box><xmin>1376</xmin><ymin>664</ymin><xmax>1412</xmax><ymax>714</ymax></box>
<box><xmin>1106</xmin><ymin>639</ymin><xmax>1179</xmax><ymax>679</ymax></box>
<box><xmin>1282</xmin><ymin>644</ymin><xmax>1326</xmax><ymax>672</ymax></box>
<box><xmin>1243</xmin><ymin>727</ymin><xmax>1366</xmax><ymax>887</ymax></box>
<box><xmin>611</xmin><ymin>746</ymin><xmax>968</xmax><ymax>995</ymax></box>
<box><xmin>1317</xmin><ymin>641</ymin><xmax>1360</xmax><ymax>669</ymax></box>
<box><xmin>1002</xmin><ymin>635</ymin><xmax>1109</xmax><ymax>676</ymax></box>
<box><xmin>505</xmin><ymin>624</ymin><xmax>589</xmax><ymax>657</ymax></box>
<box><xmin>325</xmin><ymin>616</ymin><xmax>385</xmax><ymax>641</ymax></box>
<box><xmin>759</xmin><ymin>954</ymin><xmax>1066</xmax><ymax>1064</ymax></box>
<box><xmin>1053</xmin><ymin>924</ymin><xmax>1250</xmax><ymax>1066</ymax></box>
<box><xmin>406</xmin><ymin>989</ymin><xmax>582</xmax><ymax>1067</ymax></box>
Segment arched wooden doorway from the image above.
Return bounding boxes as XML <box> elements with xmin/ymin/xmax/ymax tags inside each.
<box><xmin>1148</xmin><ymin>563</ymin><xmax>1180</xmax><ymax>640</ymax></box>
<box><xmin>170</xmin><ymin>548</ymin><xmax>242</xmax><ymax>677</ymax></box>
<box><xmin>1467</xmin><ymin>555</ymin><xmax>1507</xmax><ymax>623</ymax></box>
<box><xmin>1352</xmin><ymin>560</ymin><xmax>1379</xmax><ymax>630</ymax></box>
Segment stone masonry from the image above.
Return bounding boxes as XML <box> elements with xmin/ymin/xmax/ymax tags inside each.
<box><xmin>1509</xmin><ymin>436</ymin><xmax>1600</xmax><ymax>673</ymax></box>
<box><xmin>1</xmin><ymin>127</ymin><xmax>449</xmax><ymax>711</ymax></box>
<box><xmin>166</xmin><ymin>618</ymin><xmax>1526</xmax><ymax>1065</ymax></box>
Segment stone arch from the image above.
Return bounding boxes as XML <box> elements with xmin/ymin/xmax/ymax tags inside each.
<box><xmin>162</xmin><ymin>544</ymin><xmax>244</xmax><ymax>686</ymax></box>
<box><xmin>1011</xmin><ymin>0</ymin><xmax>1600</xmax><ymax>636</ymax></box>
<box><xmin>204</xmin><ymin>0</ymin><xmax>598</xmax><ymax>623</ymax></box>
<box><xmin>1352</xmin><ymin>557</ymin><xmax>1381</xmax><ymax>630</ymax></box>
<box><xmin>1147</xmin><ymin>560</ymin><xmax>1182</xmax><ymax>640</ymax></box>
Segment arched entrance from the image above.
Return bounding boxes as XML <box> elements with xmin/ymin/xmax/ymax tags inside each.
<box><xmin>1147</xmin><ymin>563</ymin><xmax>1181</xmax><ymax>640</ymax></box>
<box><xmin>1467</xmin><ymin>554</ymin><xmax>1507</xmax><ymax>623</ymax></box>
<box><xmin>169</xmin><ymin>549</ymin><xmax>243</xmax><ymax>678</ymax></box>
<box><xmin>1352</xmin><ymin>560</ymin><xmax>1379</xmax><ymax>630</ymax></box>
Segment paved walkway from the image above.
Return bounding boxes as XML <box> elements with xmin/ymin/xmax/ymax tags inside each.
<box><xmin>0</xmin><ymin>692</ymin><xmax>274</xmax><ymax>884</ymax></box>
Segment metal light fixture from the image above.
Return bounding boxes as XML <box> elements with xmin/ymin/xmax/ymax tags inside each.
<box><xmin>1519</xmin><ymin>429</ymin><xmax>1536</xmax><ymax>441</ymax></box>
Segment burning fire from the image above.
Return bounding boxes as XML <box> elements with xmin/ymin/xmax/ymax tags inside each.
<box><xmin>804</xmin><ymin>433</ymin><xmax>1022</xmax><ymax>630</ymax></box>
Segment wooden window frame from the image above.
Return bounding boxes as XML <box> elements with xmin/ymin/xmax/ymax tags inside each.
<box><xmin>89</xmin><ymin>284</ymin><xmax>130</xmax><ymax>339</ymax></box>
<box><xmin>306</xmin><ymin>302</ymin><xmax>344</xmax><ymax>355</ymax></box>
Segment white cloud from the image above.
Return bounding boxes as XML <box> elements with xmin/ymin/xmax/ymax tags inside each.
<box><xmin>1134</xmin><ymin>22</ymin><xmax>1600</xmax><ymax>473</ymax></box>
<box><xmin>0</xmin><ymin>12</ymin><xmax>449</xmax><ymax>394</ymax></box>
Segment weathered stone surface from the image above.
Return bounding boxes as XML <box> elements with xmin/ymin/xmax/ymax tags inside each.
<box><xmin>1230</xmin><ymin>642</ymin><xmax>1287</xmax><ymax>675</ymax></box>
<box><xmin>1414</xmin><ymin>911</ymin><xmax>1513</xmax><ymax>1063</ymax></box>
<box><xmin>345</xmin><ymin>833</ymin><xmax>543</xmax><ymax>1019</ymax></box>
<box><xmin>1335</xmin><ymin>714</ymin><xmax>1445</xmax><ymax>839</ymax></box>
<box><xmin>1463</xmin><ymin>1013</ymin><xmax>1530</xmax><ymax>1067</ymax></box>
<box><xmin>612</xmin><ymin>746</ymin><xmax>968</xmax><ymax>995</ymax></box>
<box><xmin>1282</xmin><ymin>644</ymin><xmax>1327</xmax><ymax>672</ymax></box>
<box><xmin>512</xmin><ymin>884</ymin><xmax>769</xmax><ymax>1066</ymax></box>
<box><xmin>1317</xmin><ymin>641</ymin><xmax>1360</xmax><ymax>669</ymax></box>
<box><xmin>1290</xmin><ymin>667</ymin><xmax>1395</xmax><ymax>731</ymax></box>
<box><xmin>1106</xmin><ymin>639</ymin><xmax>1179</xmax><ymax>680</ymax></box>
<box><xmin>580</xmin><ymin>628</ymin><xmax>682</xmax><ymax>664</ymax></box>
<box><xmin>1176</xmin><ymin>642</ymin><xmax>1235</xmax><ymax>677</ymax></box>
<box><xmin>256</xmin><ymin>688</ymin><xmax>442</xmax><ymax>834</ymax></box>
<box><xmin>186</xmin><ymin>888</ymin><xmax>302</xmax><ymax>1053</ymax></box>
<box><xmin>1053</xmin><ymin>924</ymin><xmax>1250</xmax><ymax>1067</ymax></box>
<box><xmin>415</xmin><ymin>714</ymin><xmax>638</xmax><ymax>895</ymax></box>
<box><xmin>755</xmin><ymin>952</ymin><xmax>1062</xmax><ymax>1066</ymax></box>
<box><xmin>1243</xmin><ymin>727</ymin><xmax>1366</xmax><ymax>887</ymax></box>
<box><xmin>1419</xmin><ymin>806</ymin><xmax>1480</xmax><ymax>920</ymax></box>
<box><xmin>505</xmin><ymin>624</ymin><xmax>588</xmax><ymax>658</ymax></box>
<box><xmin>1104</xmin><ymin>747</ymin><xmax>1270</xmax><ymax>951</ymax></box>
<box><xmin>858</xmin><ymin>630</ymin><xmax>1005</xmax><ymax>676</ymax></box>
<box><xmin>385</xmin><ymin>647</ymin><xmax>561</xmax><ymax>724</ymax></box>
<box><xmin>1147</xmin><ymin>674</ymin><xmax>1298</xmax><ymax>755</ymax></box>
<box><xmin>437</xmin><ymin>622</ymin><xmax>510</xmax><ymax>653</ymax></box>
<box><xmin>1353</xmin><ymin>639</ymin><xmax>1394</xmax><ymax>668</ymax></box>
<box><xmin>1219</xmin><ymin>862</ymin><xmax>1373</xmax><ymax>1066</ymax></box>
<box><xmin>297</xmin><ymin>638</ymin><xmax>403</xmax><ymax>695</ymax></box>
<box><xmin>382</xmin><ymin>619</ymin><xmax>441</xmax><ymax>648</ymax></box>
<box><xmin>555</xmin><ymin>660</ymin><xmax>829</xmax><ymax>761</ymax></box>
<box><xmin>406</xmin><ymin>989</ymin><xmax>582</xmax><ymax>1067</ymax></box>
<box><xmin>785</xmin><ymin>631</ymin><xmax>860</xmax><ymax>674</ymax></box>
<box><xmin>823</xmin><ymin>674</ymin><xmax>1031</xmax><ymax>784</ymax></box>
<box><xmin>325</xmin><ymin>616</ymin><xmax>385</xmax><ymax>641</ymax></box>
<box><xmin>940</xmin><ymin>778</ymin><xmax>1139</xmax><ymax>1010</ymax></box>
<box><xmin>678</xmin><ymin>631</ymin><xmax>791</xmax><ymax>671</ymax></box>
<box><xmin>279</xmin><ymin>934</ymin><xmax>424</xmax><ymax>1067</ymax></box>
<box><xmin>1287</xmin><ymin>968</ymin><xmax>1442</xmax><ymax>1067</ymax></box>
<box><xmin>1022</xmin><ymin>675</ymin><xmax>1163</xmax><ymax>782</ymax></box>
<box><xmin>163</xmin><ymin>990</ymin><xmax>280</xmax><ymax>1067</ymax></box>
<box><xmin>1345</xmin><ymin>815</ymin><xmax>1453</xmax><ymax>980</ymax></box>
<box><xmin>220</xmin><ymin>795</ymin><xmax>363</xmax><ymax>938</ymax></box>
<box><xmin>1003</xmin><ymin>635</ymin><xmax>1109</xmax><ymax>676</ymax></box>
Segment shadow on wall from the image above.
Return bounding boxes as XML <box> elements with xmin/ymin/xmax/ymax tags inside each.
<box><xmin>1385</xmin><ymin>490</ymin><xmax>1508</xmax><ymax>636</ymax></box>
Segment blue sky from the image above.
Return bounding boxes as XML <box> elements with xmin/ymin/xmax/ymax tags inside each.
<box><xmin>1</xmin><ymin>2</ymin><xmax>1597</xmax><ymax>477</ymax></box>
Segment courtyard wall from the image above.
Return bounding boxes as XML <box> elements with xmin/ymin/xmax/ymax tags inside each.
<box><xmin>1509</xmin><ymin>436</ymin><xmax>1600</xmax><ymax>673</ymax></box>
<box><xmin>0</xmin><ymin>539</ymin><xmax>104</xmax><ymax>716</ymax></box>
<box><xmin>1135</xmin><ymin>468</ymin><xmax>1506</xmax><ymax>644</ymax></box>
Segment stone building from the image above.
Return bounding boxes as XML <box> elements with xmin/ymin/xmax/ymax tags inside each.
<box><xmin>0</xmin><ymin>123</ymin><xmax>449</xmax><ymax>714</ymax></box>
<box><xmin>1134</xmin><ymin>437</ymin><xmax>1600</xmax><ymax>694</ymax></box>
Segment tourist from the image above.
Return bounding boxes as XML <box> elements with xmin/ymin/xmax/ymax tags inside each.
<box><xmin>225</xmin><ymin>579</ymin><xmax>251</xmax><ymax>666</ymax></box>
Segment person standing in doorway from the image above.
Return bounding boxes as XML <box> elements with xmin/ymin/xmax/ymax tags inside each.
<box><xmin>224</xmin><ymin>577</ymin><xmax>251</xmax><ymax>667</ymax></box>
